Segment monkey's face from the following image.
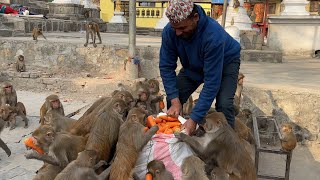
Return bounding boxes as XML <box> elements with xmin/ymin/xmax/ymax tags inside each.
<box><xmin>50</xmin><ymin>100</ymin><xmax>61</xmax><ymax>109</ymax></box>
<box><xmin>203</xmin><ymin>115</ymin><xmax>223</xmax><ymax>133</ymax></box>
<box><xmin>88</xmin><ymin>24</ymin><xmax>93</xmax><ymax>29</ymax></box>
<box><xmin>113</xmin><ymin>100</ymin><xmax>127</xmax><ymax>116</ymax></box>
<box><xmin>0</xmin><ymin>105</ymin><xmax>12</xmax><ymax>120</ymax></box>
<box><xmin>32</xmin><ymin>125</ymin><xmax>55</xmax><ymax>152</ymax></box>
<box><xmin>3</xmin><ymin>84</ymin><xmax>12</xmax><ymax>94</ymax></box>
<box><xmin>18</xmin><ymin>56</ymin><xmax>24</xmax><ymax>61</ymax></box>
<box><xmin>281</xmin><ymin>125</ymin><xmax>292</xmax><ymax>133</ymax></box>
<box><xmin>148</xmin><ymin>80</ymin><xmax>159</xmax><ymax>94</ymax></box>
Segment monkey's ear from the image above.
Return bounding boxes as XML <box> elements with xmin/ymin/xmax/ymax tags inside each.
<box><xmin>46</xmin><ymin>131</ymin><xmax>54</xmax><ymax>138</ymax></box>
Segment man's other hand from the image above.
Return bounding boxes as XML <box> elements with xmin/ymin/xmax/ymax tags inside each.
<box><xmin>167</xmin><ymin>98</ymin><xmax>182</xmax><ymax>117</ymax></box>
<box><xmin>181</xmin><ymin>118</ymin><xmax>197</xmax><ymax>135</ymax></box>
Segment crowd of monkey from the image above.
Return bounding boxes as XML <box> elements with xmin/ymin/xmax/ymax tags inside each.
<box><xmin>0</xmin><ymin>72</ymin><xmax>297</xmax><ymax>180</ymax></box>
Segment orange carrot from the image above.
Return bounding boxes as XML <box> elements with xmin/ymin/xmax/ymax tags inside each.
<box><xmin>146</xmin><ymin>173</ymin><xmax>153</xmax><ymax>180</ymax></box>
<box><xmin>158</xmin><ymin>115</ymin><xmax>179</xmax><ymax>122</ymax></box>
<box><xmin>166</xmin><ymin>122</ymin><xmax>181</xmax><ymax>128</ymax></box>
<box><xmin>24</xmin><ymin>137</ymin><xmax>44</xmax><ymax>154</ymax></box>
<box><xmin>164</xmin><ymin>128</ymin><xmax>174</xmax><ymax>134</ymax></box>
<box><xmin>159</xmin><ymin>100</ymin><xmax>165</xmax><ymax>110</ymax></box>
<box><xmin>143</xmin><ymin>127</ymin><xmax>149</xmax><ymax>133</ymax></box>
<box><xmin>146</xmin><ymin>115</ymin><xmax>156</xmax><ymax>128</ymax></box>
<box><xmin>154</xmin><ymin>118</ymin><xmax>162</xmax><ymax>124</ymax></box>
<box><xmin>173</xmin><ymin>126</ymin><xmax>181</xmax><ymax>133</ymax></box>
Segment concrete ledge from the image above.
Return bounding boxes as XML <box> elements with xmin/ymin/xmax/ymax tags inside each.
<box><xmin>241</xmin><ymin>50</ymin><xmax>283</xmax><ymax>63</ymax></box>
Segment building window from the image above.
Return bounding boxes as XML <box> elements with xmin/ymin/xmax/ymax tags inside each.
<box><xmin>310</xmin><ymin>1</ymin><xmax>319</xmax><ymax>14</ymax></box>
<box><xmin>139</xmin><ymin>2</ymin><xmax>156</xmax><ymax>7</ymax></box>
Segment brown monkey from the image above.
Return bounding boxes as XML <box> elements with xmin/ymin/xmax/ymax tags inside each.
<box><xmin>234</xmin><ymin>117</ymin><xmax>255</xmax><ymax>144</ymax></box>
<box><xmin>119</xmin><ymin>80</ymin><xmax>150</xmax><ymax>102</ymax></box>
<box><xmin>0</xmin><ymin>81</ymin><xmax>17</xmax><ymax>107</ymax></box>
<box><xmin>0</xmin><ymin>117</ymin><xmax>11</xmax><ymax>157</ymax></box>
<box><xmin>280</xmin><ymin>123</ymin><xmax>297</xmax><ymax>152</ymax></box>
<box><xmin>84</xmin><ymin>22</ymin><xmax>102</xmax><ymax>48</ymax></box>
<box><xmin>43</xmin><ymin>109</ymin><xmax>75</xmax><ymax>132</ymax></box>
<box><xmin>16</xmin><ymin>55</ymin><xmax>26</xmax><ymax>72</ymax></box>
<box><xmin>109</xmin><ymin>108</ymin><xmax>159</xmax><ymax>180</ymax></box>
<box><xmin>182</xmin><ymin>96</ymin><xmax>193</xmax><ymax>118</ymax></box>
<box><xmin>181</xmin><ymin>155</ymin><xmax>208</xmax><ymax>180</ymax></box>
<box><xmin>8</xmin><ymin>102</ymin><xmax>28</xmax><ymax>130</ymax></box>
<box><xmin>175</xmin><ymin>112</ymin><xmax>256</xmax><ymax>179</ymax></box>
<box><xmin>236</xmin><ymin>109</ymin><xmax>252</xmax><ymax>129</ymax></box>
<box><xmin>81</xmin><ymin>90</ymin><xmax>134</xmax><ymax>119</ymax></box>
<box><xmin>32</xmin><ymin>27</ymin><xmax>47</xmax><ymax>41</ymax></box>
<box><xmin>71</xmin><ymin>166</ymin><xmax>110</xmax><ymax>180</ymax></box>
<box><xmin>234</xmin><ymin>72</ymin><xmax>245</xmax><ymax>116</ymax></box>
<box><xmin>147</xmin><ymin>160</ymin><xmax>174</xmax><ymax>180</ymax></box>
<box><xmin>0</xmin><ymin>103</ymin><xmax>28</xmax><ymax>130</ymax></box>
<box><xmin>54</xmin><ymin>150</ymin><xmax>98</xmax><ymax>180</ymax></box>
<box><xmin>211</xmin><ymin>167</ymin><xmax>230</xmax><ymax>180</ymax></box>
<box><xmin>25</xmin><ymin>125</ymin><xmax>86</xmax><ymax>168</ymax></box>
<box><xmin>70</xmin><ymin>91</ymin><xmax>132</xmax><ymax>136</ymax></box>
<box><xmin>33</xmin><ymin>164</ymin><xmax>62</xmax><ymax>180</ymax></box>
<box><xmin>39</xmin><ymin>95</ymin><xmax>65</xmax><ymax>124</ymax></box>
<box><xmin>147</xmin><ymin>79</ymin><xmax>164</xmax><ymax>114</ymax></box>
<box><xmin>85</xmin><ymin>98</ymin><xmax>128</xmax><ymax>161</ymax></box>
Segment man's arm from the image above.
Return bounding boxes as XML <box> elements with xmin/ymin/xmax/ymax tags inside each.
<box><xmin>159</xmin><ymin>29</ymin><xmax>178</xmax><ymax>101</ymax></box>
<box><xmin>189</xmin><ymin>40</ymin><xmax>224</xmax><ymax>124</ymax></box>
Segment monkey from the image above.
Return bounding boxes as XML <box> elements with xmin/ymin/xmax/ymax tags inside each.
<box><xmin>16</xmin><ymin>55</ymin><xmax>26</xmax><ymax>72</ymax></box>
<box><xmin>315</xmin><ymin>50</ymin><xmax>320</xmax><ymax>58</ymax></box>
<box><xmin>234</xmin><ymin>72</ymin><xmax>245</xmax><ymax>116</ymax></box>
<box><xmin>25</xmin><ymin>125</ymin><xmax>87</xmax><ymax>168</ymax></box>
<box><xmin>147</xmin><ymin>160</ymin><xmax>174</xmax><ymax>180</ymax></box>
<box><xmin>109</xmin><ymin>108</ymin><xmax>159</xmax><ymax>180</ymax></box>
<box><xmin>181</xmin><ymin>155</ymin><xmax>208</xmax><ymax>180</ymax></box>
<box><xmin>175</xmin><ymin>112</ymin><xmax>257</xmax><ymax>179</ymax></box>
<box><xmin>71</xmin><ymin>165</ymin><xmax>111</xmax><ymax>180</ymax></box>
<box><xmin>146</xmin><ymin>79</ymin><xmax>164</xmax><ymax>114</ymax></box>
<box><xmin>280</xmin><ymin>123</ymin><xmax>297</xmax><ymax>152</ymax></box>
<box><xmin>32</xmin><ymin>27</ymin><xmax>47</xmax><ymax>41</ymax></box>
<box><xmin>33</xmin><ymin>164</ymin><xmax>63</xmax><ymax>180</ymax></box>
<box><xmin>182</xmin><ymin>96</ymin><xmax>193</xmax><ymax>118</ymax></box>
<box><xmin>80</xmin><ymin>90</ymin><xmax>134</xmax><ymax>119</ymax></box>
<box><xmin>0</xmin><ymin>103</ymin><xmax>28</xmax><ymax>130</ymax></box>
<box><xmin>233</xmin><ymin>0</ymin><xmax>240</xmax><ymax>9</ymax></box>
<box><xmin>8</xmin><ymin>102</ymin><xmax>28</xmax><ymax>130</ymax></box>
<box><xmin>0</xmin><ymin>81</ymin><xmax>17</xmax><ymax>107</ymax></box>
<box><xmin>84</xmin><ymin>22</ymin><xmax>102</xmax><ymax>48</ymax></box>
<box><xmin>236</xmin><ymin>108</ymin><xmax>253</xmax><ymax>129</ymax></box>
<box><xmin>135</xmin><ymin>100</ymin><xmax>151</xmax><ymax>115</ymax></box>
<box><xmin>0</xmin><ymin>117</ymin><xmax>11</xmax><ymax>157</ymax></box>
<box><xmin>43</xmin><ymin>109</ymin><xmax>76</xmax><ymax>132</ymax></box>
<box><xmin>39</xmin><ymin>95</ymin><xmax>65</xmax><ymax>125</ymax></box>
<box><xmin>54</xmin><ymin>150</ymin><xmax>98</xmax><ymax>180</ymax></box>
<box><xmin>119</xmin><ymin>80</ymin><xmax>150</xmax><ymax>103</ymax></box>
<box><xmin>234</xmin><ymin>117</ymin><xmax>255</xmax><ymax>145</ymax></box>
<box><xmin>210</xmin><ymin>166</ymin><xmax>230</xmax><ymax>180</ymax></box>
<box><xmin>70</xmin><ymin>91</ymin><xmax>133</xmax><ymax>136</ymax></box>
<box><xmin>85</xmin><ymin>98</ymin><xmax>128</xmax><ymax>162</ymax></box>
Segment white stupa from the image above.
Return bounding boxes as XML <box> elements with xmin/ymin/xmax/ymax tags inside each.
<box><xmin>217</xmin><ymin>0</ymin><xmax>252</xmax><ymax>30</ymax></box>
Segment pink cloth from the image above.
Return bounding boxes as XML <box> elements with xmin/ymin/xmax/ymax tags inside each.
<box><xmin>166</xmin><ymin>0</ymin><xmax>194</xmax><ymax>23</ymax></box>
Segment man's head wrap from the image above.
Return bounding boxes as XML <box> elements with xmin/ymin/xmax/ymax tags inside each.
<box><xmin>166</xmin><ymin>0</ymin><xmax>194</xmax><ymax>24</ymax></box>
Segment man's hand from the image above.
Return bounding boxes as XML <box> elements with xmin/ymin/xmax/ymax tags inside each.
<box><xmin>181</xmin><ymin>118</ymin><xmax>197</xmax><ymax>135</ymax></box>
<box><xmin>167</xmin><ymin>98</ymin><xmax>182</xmax><ymax>117</ymax></box>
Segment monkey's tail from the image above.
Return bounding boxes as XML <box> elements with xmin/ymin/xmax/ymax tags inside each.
<box><xmin>65</xmin><ymin>103</ymin><xmax>92</xmax><ymax>118</ymax></box>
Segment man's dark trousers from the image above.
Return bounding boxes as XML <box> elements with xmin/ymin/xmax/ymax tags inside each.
<box><xmin>166</xmin><ymin>61</ymin><xmax>240</xmax><ymax>128</ymax></box>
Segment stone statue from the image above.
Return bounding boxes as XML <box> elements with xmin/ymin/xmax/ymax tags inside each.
<box><xmin>115</xmin><ymin>0</ymin><xmax>122</xmax><ymax>12</ymax></box>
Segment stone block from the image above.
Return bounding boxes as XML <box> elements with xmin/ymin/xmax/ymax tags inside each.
<box><xmin>6</xmin><ymin>71</ymin><xmax>16</xmax><ymax>77</ymax></box>
<box><xmin>0</xmin><ymin>29</ymin><xmax>13</xmax><ymax>37</ymax></box>
<box><xmin>106</xmin><ymin>23</ymin><xmax>129</xmax><ymax>33</ymax></box>
<box><xmin>47</xmin><ymin>3</ymin><xmax>84</xmax><ymax>20</ymax></box>
<box><xmin>19</xmin><ymin>72</ymin><xmax>30</xmax><ymax>78</ymax></box>
<box><xmin>241</xmin><ymin>50</ymin><xmax>282</xmax><ymax>63</ymax></box>
<box><xmin>46</xmin><ymin>20</ymin><xmax>53</xmax><ymax>32</ymax></box>
<box><xmin>30</xmin><ymin>73</ymin><xmax>40</xmax><ymax>79</ymax></box>
<box><xmin>42</xmin><ymin>78</ymin><xmax>58</xmax><ymax>85</ymax></box>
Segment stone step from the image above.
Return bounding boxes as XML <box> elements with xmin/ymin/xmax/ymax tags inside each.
<box><xmin>2</xmin><ymin>22</ymin><xmax>15</xmax><ymax>29</ymax></box>
<box><xmin>241</xmin><ymin>49</ymin><xmax>283</xmax><ymax>63</ymax></box>
<box><xmin>0</xmin><ymin>29</ymin><xmax>13</xmax><ymax>37</ymax></box>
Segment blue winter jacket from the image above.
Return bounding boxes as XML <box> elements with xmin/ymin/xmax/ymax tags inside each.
<box><xmin>159</xmin><ymin>4</ymin><xmax>241</xmax><ymax>123</ymax></box>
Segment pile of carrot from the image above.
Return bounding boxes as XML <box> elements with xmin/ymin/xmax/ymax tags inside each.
<box><xmin>145</xmin><ymin>115</ymin><xmax>181</xmax><ymax>134</ymax></box>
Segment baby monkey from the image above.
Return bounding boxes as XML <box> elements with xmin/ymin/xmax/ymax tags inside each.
<box><xmin>32</xmin><ymin>27</ymin><xmax>47</xmax><ymax>41</ymax></box>
<box><xmin>16</xmin><ymin>55</ymin><xmax>26</xmax><ymax>72</ymax></box>
<box><xmin>147</xmin><ymin>160</ymin><xmax>174</xmax><ymax>180</ymax></box>
<box><xmin>280</xmin><ymin>123</ymin><xmax>297</xmax><ymax>152</ymax></box>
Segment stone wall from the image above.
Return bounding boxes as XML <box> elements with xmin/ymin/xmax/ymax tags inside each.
<box><xmin>0</xmin><ymin>39</ymin><xmax>160</xmax><ymax>79</ymax></box>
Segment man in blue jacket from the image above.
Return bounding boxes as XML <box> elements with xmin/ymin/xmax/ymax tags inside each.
<box><xmin>160</xmin><ymin>0</ymin><xmax>241</xmax><ymax>135</ymax></box>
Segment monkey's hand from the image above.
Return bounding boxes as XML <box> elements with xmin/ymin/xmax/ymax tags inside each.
<box><xmin>94</xmin><ymin>160</ymin><xmax>109</xmax><ymax>170</ymax></box>
<box><xmin>174</xmin><ymin>132</ymin><xmax>187</xmax><ymax>141</ymax></box>
<box><xmin>84</xmin><ymin>43</ymin><xmax>88</xmax><ymax>47</ymax></box>
<box><xmin>25</xmin><ymin>150</ymin><xmax>38</xmax><ymax>159</ymax></box>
